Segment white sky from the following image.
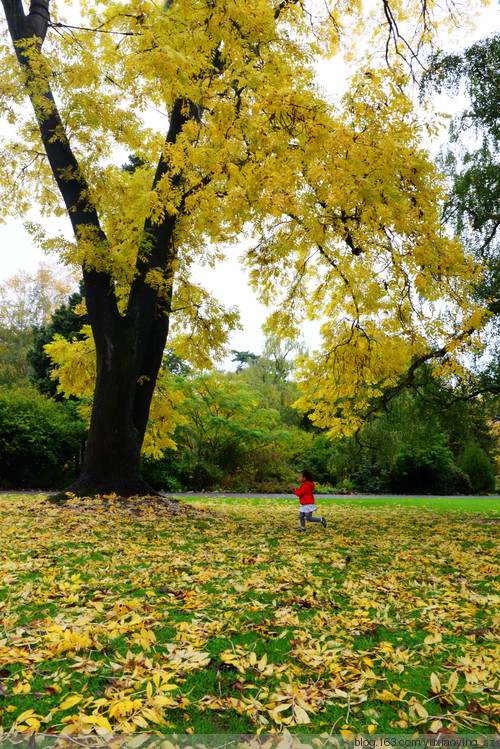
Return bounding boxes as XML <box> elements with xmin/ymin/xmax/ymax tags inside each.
<box><xmin>1</xmin><ymin>1</ymin><xmax>499</xmax><ymax>365</ymax></box>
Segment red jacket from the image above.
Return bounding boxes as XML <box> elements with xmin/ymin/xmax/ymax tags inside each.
<box><xmin>294</xmin><ymin>481</ymin><xmax>315</xmax><ymax>505</ymax></box>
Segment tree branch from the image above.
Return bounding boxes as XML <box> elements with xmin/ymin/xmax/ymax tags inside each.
<box><xmin>359</xmin><ymin>326</ymin><xmax>476</xmax><ymax>427</ymax></box>
<box><xmin>1</xmin><ymin>0</ymin><xmax>119</xmax><ymax>334</ymax></box>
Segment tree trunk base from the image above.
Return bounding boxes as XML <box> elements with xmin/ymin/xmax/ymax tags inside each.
<box><xmin>49</xmin><ymin>472</ymin><xmax>160</xmax><ymax>503</ymax></box>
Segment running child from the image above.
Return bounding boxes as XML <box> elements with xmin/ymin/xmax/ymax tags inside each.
<box><xmin>290</xmin><ymin>469</ymin><xmax>327</xmax><ymax>532</ymax></box>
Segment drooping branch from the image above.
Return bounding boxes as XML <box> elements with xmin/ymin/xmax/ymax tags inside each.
<box><xmin>380</xmin><ymin>0</ymin><xmax>433</xmax><ymax>73</ymax></box>
<box><xmin>359</xmin><ymin>326</ymin><xmax>476</xmax><ymax>426</ymax></box>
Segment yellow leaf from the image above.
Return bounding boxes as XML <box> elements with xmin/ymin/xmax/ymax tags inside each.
<box><xmin>25</xmin><ymin>718</ymin><xmax>41</xmax><ymax>730</ymax></box>
<box><xmin>272</xmin><ymin>702</ymin><xmax>293</xmax><ymax>714</ymax></box>
<box><xmin>249</xmin><ymin>651</ymin><xmax>257</xmax><ymax>666</ymax></box>
<box><xmin>132</xmin><ymin>715</ymin><xmax>150</xmax><ymax>729</ymax></box>
<box><xmin>430</xmin><ymin>673</ymin><xmax>441</xmax><ymax>694</ymax></box>
<box><xmin>340</xmin><ymin>731</ymin><xmax>354</xmax><ymax>740</ymax></box>
<box><xmin>141</xmin><ymin>707</ymin><xmax>167</xmax><ymax>725</ymax></box>
<box><xmin>425</xmin><ymin>632</ymin><xmax>443</xmax><ymax>645</ymax></box>
<box><xmin>448</xmin><ymin>672</ymin><xmax>459</xmax><ymax>692</ymax></box>
<box><xmin>153</xmin><ymin>695</ymin><xmax>176</xmax><ymax>707</ymax></box>
<box><xmin>293</xmin><ymin>704</ymin><xmax>311</xmax><ymax>724</ymax></box>
<box><xmin>80</xmin><ymin>714</ymin><xmax>113</xmax><ymax>731</ymax></box>
<box><xmin>221</xmin><ymin>652</ymin><xmax>239</xmax><ymax>664</ymax></box>
<box><xmin>377</xmin><ymin>689</ymin><xmax>401</xmax><ymax>702</ymax></box>
<box><xmin>430</xmin><ymin>720</ymin><xmax>443</xmax><ymax>732</ymax></box>
<box><xmin>258</xmin><ymin>652</ymin><xmax>267</xmax><ymax>671</ymax></box>
<box><xmin>146</xmin><ymin>681</ymin><xmax>153</xmax><ymax>699</ymax></box>
<box><xmin>334</xmin><ymin>689</ymin><xmax>349</xmax><ymax>698</ymax></box>
<box><xmin>414</xmin><ymin>702</ymin><xmax>428</xmax><ymax>719</ymax></box>
<box><xmin>16</xmin><ymin>710</ymin><xmax>35</xmax><ymax>723</ymax></box>
<box><xmin>59</xmin><ymin>694</ymin><xmax>83</xmax><ymax>711</ymax></box>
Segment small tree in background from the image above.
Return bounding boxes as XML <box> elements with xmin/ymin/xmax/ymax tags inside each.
<box><xmin>28</xmin><ymin>284</ymin><xmax>88</xmax><ymax>397</ymax></box>
<box><xmin>0</xmin><ymin>264</ymin><xmax>76</xmax><ymax>387</ymax></box>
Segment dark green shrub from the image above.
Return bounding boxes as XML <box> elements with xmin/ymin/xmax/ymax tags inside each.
<box><xmin>457</xmin><ymin>444</ymin><xmax>496</xmax><ymax>493</ymax></box>
<box><xmin>446</xmin><ymin>463</ymin><xmax>472</xmax><ymax>494</ymax></box>
<box><xmin>185</xmin><ymin>460</ymin><xmax>224</xmax><ymax>491</ymax></box>
<box><xmin>390</xmin><ymin>444</ymin><xmax>458</xmax><ymax>494</ymax></box>
<box><xmin>351</xmin><ymin>456</ymin><xmax>390</xmax><ymax>493</ymax></box>
<box><xmin>0</xmin><ymin>386</ymin><xmax>85</xmax><ymax>488</ymax></box>
<box><xmin>140</xmin><ymin>454</ymin><xmax>182</xmax><ymax>492</ymax></box>
<box><xmin>305</xmin><ymin>434</ymin><xmax>338</xmax><ymax>484</ymax></box>
<box><xmin>242</xmin><ymin>449</ymin><xmax>296</xmax><ymax>492</ymax></box>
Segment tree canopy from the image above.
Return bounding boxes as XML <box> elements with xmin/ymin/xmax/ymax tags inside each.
<box><xmin>0</xmin><ymin>0</ymin><xmax>491</xmax><ymax>495</ymax></box>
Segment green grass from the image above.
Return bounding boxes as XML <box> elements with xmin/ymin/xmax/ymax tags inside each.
<box><xmin>0</xmin><ymin>493</ymin><xmax>498</xmax><ymax>738</ymax></box>
<box><xmin>181</xmin><ymin>493</ymin><xmax>500</xmax><ymax>515</ymax></box>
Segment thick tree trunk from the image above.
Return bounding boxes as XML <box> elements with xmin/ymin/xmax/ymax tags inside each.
<box><xmin>61</xmin><ymin>326</ymin><xmax>159</xmax><ymax>497</ymax></box>
<box><xmin>58</xmin><ymin>274</ymin><xmax>174</xmax><ymax>498</ymax></box>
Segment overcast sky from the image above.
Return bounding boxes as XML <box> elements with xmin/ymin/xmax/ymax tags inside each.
<box><xmin>1</xmin><ymin>1</ymin><xmax>499</xmax><ymax>363</ymax></box>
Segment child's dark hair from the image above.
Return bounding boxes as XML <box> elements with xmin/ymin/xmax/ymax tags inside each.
<box><xmin>300</xmin><ymin>469</ymin><xmax>314</xmax><ymax>482</ymax></box>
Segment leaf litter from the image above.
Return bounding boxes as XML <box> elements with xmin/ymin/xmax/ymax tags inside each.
<box><xmin>0</xmin><ymin>494</ymin><xmax>498</xmax><ymax>736</ymax></box>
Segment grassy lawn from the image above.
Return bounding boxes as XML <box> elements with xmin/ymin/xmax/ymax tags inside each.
<box><xmin>197</xmin><ymin>495</ymin><xmax>500</xmax><ymax>515</ymax></box>
<box><xmin>0</xmin><ymin>493</ymin><xmax>498</xmax><ymax>737</ymax></box>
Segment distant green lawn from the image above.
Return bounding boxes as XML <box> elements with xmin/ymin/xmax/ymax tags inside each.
<box><xmin>184</xmin><ymin>494</ymin><xmax>500</xmax><ymax>516</ymax></box>
<box><xmin>323</xmin><ymin>495</ymin><xmax>500</xmax><ymax>515</ymax></box>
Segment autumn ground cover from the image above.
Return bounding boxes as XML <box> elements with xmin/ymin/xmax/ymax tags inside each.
<box><xmin>0</xmin><ymin>494</ymin><xmax>498</xmax><ymax>738</ymax></box>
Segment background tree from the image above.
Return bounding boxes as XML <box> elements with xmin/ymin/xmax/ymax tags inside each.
<box><xmin>423</xmin><ymin>34</ymin><xmax>500</xmax><ymax>398</ymax></box>
<box><xmin>0</xmin><ymin>0</ymin><xmax>488</xmax><ymax>497</ymax></box>
<box><xmin>173</xmin><ymin>372</ymin><xmax>290</xmax><ymax>490</ymax></box>
<box><xmin>231</xmin><ymin>351</ymin><xmax>261</xmax><ymax>373</ymax></box>
<box><xmin>330</xmin><ymin>367</ymin><xmax>497</xmax><ymax>494</ymax></box>
<box><xmin>0</xmin><ymin>263</ymin><xmax>75</xmax><ymax>386</ymax></box>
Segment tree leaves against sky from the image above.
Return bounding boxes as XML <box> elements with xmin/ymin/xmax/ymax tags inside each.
<box><xmin>0</xmin><ymin>495</ymin><xmax>498</xmax><ymax>736</ymax></box>
<box><xmin>0</xmin><ymin>0</ymin><xmax>493</xmax><ymax>444</ymax></box>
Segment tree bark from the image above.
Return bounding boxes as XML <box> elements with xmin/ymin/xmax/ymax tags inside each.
<box><xmin>2</xmin><ymin>0</ymin><xmax>190</xmax><ymax>497</ymax></box>
<box><xmin>66</xmin><ymin>323</ymin><xmax>157</xmax><ymax>497</ymax></box>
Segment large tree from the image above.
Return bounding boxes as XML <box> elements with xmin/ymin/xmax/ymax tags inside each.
<box><xmin>0</xmin><ymin>0</ymin><xmax>487</xmax><ymax>496</ymax></box>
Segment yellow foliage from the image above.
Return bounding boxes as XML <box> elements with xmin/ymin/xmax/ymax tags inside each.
<box><xmin>0</xmin><ymin>0</ymin><xmax>491</xmax><ymax>440</ymax></box>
